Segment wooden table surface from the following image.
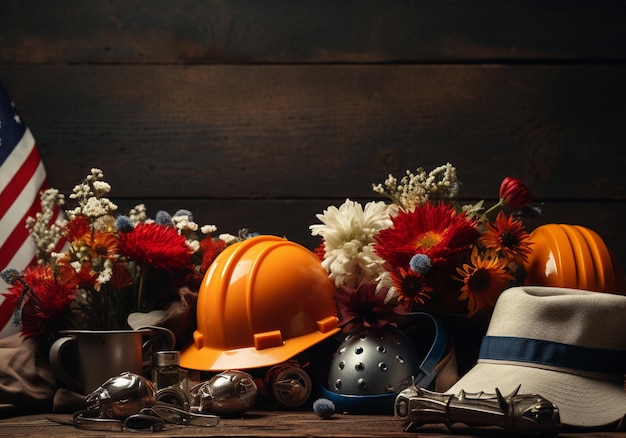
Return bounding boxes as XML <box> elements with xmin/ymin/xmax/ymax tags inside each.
<box><xmin>0</xmin><ymin>410</ymin><xmax>625</xmax><ymax>437</ymax></box>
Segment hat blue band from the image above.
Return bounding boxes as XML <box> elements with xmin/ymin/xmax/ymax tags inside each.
<box><xmin>479</xmin><ymin>336</ymin><xmax>626</xmax><ymax>375</ymax></box>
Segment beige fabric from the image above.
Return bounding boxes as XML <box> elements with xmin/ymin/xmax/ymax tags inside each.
<box><xmin>0</xmin><ymin>332</ymin><xmax>56</xmax><ymax>416</ymax></box>
<box><xmin>447</xmin><ymin>286</ymin><xmax>626</xmax><ymax>428</ymax></box>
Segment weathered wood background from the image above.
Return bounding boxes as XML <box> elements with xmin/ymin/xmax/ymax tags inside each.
<box><xmin>2</xmin><ymin>1</ymin><xmax>626</xmax><ymax>272</ymax></box>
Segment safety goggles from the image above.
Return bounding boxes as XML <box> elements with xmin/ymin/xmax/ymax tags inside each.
<box><xmin>71</xmin><ymin>404</ymin><xmax>219</xmax><ymax>432</ymax></box>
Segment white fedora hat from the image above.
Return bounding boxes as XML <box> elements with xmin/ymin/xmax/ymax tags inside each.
<box><xmin>446</xmin><ymin>286</ymin><xmax>626</xmax><ymax>428</ymax></box>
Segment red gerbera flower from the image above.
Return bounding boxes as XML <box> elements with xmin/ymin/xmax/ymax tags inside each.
<box><xmin>374</xmin><ymin>203</ymin><xmax>479</xmax><ymax>269</ymax></box>
<box><xmin>6</xmin><ymin>264</ymin><xmax>79</xmax><ymax>338</ymax></box>
<box><xmin>480</xmin><ymin>211</ymin><xmax>532</xmax><ymax>264</ymax></box>
<box><xmin>118</xmin><ymin>222</ymin><xmax>192</xmax><ymax>273</ymax></box>
<box><xmin>65</xmin><ymin>214</ymin><xmax>91</xmax><ymax>241</ymax></box>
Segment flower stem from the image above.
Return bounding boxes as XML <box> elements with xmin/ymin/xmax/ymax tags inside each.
<box><xmin>483</xmin><ymin>198</ymin><xmax>504</xmax><ymax>218</ymax></box>
<box><xmin>136</xmin><ymin>267</ymin><xmax>146</xmax><ymax>312</ymax></box>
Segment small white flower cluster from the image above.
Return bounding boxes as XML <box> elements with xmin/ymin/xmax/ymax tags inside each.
<box><xmin>128</xmin><ymin>204</ymin><xmax>149</xmax><ymax>224</ymax></box>
<box><xmin>310</xmin><ymin>199</ymin><xmax>396</xmax><ymax>289</ymax></box>
<box><xmin>25</xmin><ymin>188</ymin><xmax>67</xmax><ymax>261</ymax></box>
<box><xmin>67</xmin><ymin>168</ymin><xmax>118</xmax><ymax>220</ymax></box>
<box><xmin>172</xmin><ymin>211</ymin><xmax>203</xmax><ymax>252</ymax></box>
<box><xmin>372</xmin><ymin>162</ymin><xmax>459</xmax><ymax>210</ymax></box>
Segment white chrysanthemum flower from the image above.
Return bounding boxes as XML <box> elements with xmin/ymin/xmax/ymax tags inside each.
<box><xmin>310</xmin><ymin>198</ymin><xmax>394</xmax><ymax>288</ymax></box>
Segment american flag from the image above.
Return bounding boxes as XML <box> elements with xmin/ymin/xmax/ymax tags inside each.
<box><xmin>0</xmin><ymin>83</ymin><xmax>63</xmax><ymax>338</ymax></box>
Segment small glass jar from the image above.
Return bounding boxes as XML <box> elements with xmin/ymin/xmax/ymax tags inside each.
<box><xmin>151</xmin><ymin>351</ymin><xmax>189</xmax><ymax>407</ymax></box>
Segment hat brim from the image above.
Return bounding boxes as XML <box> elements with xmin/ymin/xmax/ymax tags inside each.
<box><xmin>180</xmin><ymin>327</ymin><xmax>340</xmax><ymax>371</ymax></box>
<box><xmin>446</xmin><ymin>361</ymin><xmax>626</xmax><ymax>428</ymax></box>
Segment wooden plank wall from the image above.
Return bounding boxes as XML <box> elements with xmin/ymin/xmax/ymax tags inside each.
<box><xmin>2</xmin><ymin>1</ymin><xmax>626</xmax><ymax>272</ymax></box>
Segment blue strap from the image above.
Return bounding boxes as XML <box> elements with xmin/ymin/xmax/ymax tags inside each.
<box><xmin>479</xmin><ymin>336</ymin><xmax>626</xmax><ymax>375</ymax></box>
<box><xmin>407</xmin><ymin>312</ymin><xmax>447</xmax><ymax>388</ymax></box>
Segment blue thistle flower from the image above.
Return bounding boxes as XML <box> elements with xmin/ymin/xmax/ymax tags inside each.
<box><xmin>312</xmin><ymin>398</ymin><xmax>335</xmax><ymax>419</ymax></box>
<box><xmin>114</xmin><ymin>215</ymin><xmax>134</xmax><ymax>233</ymax></box>
<box><xmin>173</xmin><ymin>209</ymin><xmax>193</xmax><ymax>221</ymax></box>
<box><xmin>409</xmin><ymin>253</ymin><xmax>432</xmax><ymax>275</ymax></box>
<box><xmin>155</xmin><ymin>210</ymin><xmax>173</xmax><ymax>226</ymax></box>
<box><xmin>1</xmin><ymin>268</ymin><xmax>21</xmax><ymax>285</ymax></box>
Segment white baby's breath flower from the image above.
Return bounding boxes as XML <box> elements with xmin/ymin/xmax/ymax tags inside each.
<box><xmin>187</xmin><ymin>239</ymin><xmax>200</xmax><ymax>253</ymax></box>
<box><xmin>372</xmin><ymin>162</ymin><xmax>458</xmax><ymax>210</ymax></box>
<box><xmin>97</xmin><ymin>267</ymin><xmax>113</xmax><ymax>286</ymax></box>
<box><xmin>25</xmin><ymin>188</ymin><xmax>66</xmax><ymax>260</ymax></box>
<box><xmin>310</xmin><ymin>199</ymin><xmax>394</xmax><ymax>288</ymax></box>
<box><xmin>81</xmin><ymin>197</ymin><xmax>118</xmax><ymax>219</ymax></box>
<box><xmin>173</xmin><ymin>215</ymin><xmax>199</xmax><ymax>232</ymax></box>
<box><xmin>129</xmin><ymin>204</ymin><xmax>147</xmax><ymax>224</ymax></box>
<box><xmin>201</xmin><ymin>224</ymin><xmax>218</xmax><ymax>234</ymax></box>
<box><xmin>219</xmin><ymin>233</ymin><xmax>238</xmax><ymax>244</ymax></box>
<box><xmin>92</xmin><ymin>180</ymin><xmax>111</xmax><ymax>196</ymax></box>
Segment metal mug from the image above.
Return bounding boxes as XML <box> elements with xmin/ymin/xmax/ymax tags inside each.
<box><xmin>49</xmin><ymin>326</ymin><xmax>175</xmax><ymax>395</ymax></box>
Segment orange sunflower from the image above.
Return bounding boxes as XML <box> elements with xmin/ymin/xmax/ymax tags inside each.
<box><xmin>374</xmin><ymin>202</ymin><xmax>479</xmax><ymax>269</ymax></box>
<box><xmin>389</xmin><ymin>266</ymin><xmax>434</xmax><ymax>310</ymax></box>
<box><xmin>455</xmin><ymin>246</ymin><xmax>513</xmax><ymax>315</ymax></box>
<box><xmin>480</xmin><ymin>211</ymin><xmax>532</xmax><ymax>264</ymax></box>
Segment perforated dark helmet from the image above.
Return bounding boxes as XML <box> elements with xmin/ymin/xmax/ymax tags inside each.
<box><xmin>318</xmin><ymin>313</ymin><xmax>447</xmax><ymax>414</ymax></box>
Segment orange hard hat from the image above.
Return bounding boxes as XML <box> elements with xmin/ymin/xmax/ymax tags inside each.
<box><xmin>524</xmin><ymin>223</ymin><xmax>626</xmax><ymax>294</ymax></box>
<box><xmin>180</xmin><ymin>235</ymin><xmax>340</xmax><ymax>371</ymax></box>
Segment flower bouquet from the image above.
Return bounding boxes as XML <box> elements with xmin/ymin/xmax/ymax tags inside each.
<box><xmin>310</xmin><ymin>163</ymin><xmax>537</xmax><ymax>372</ymax></box>
<box><xmin>1</xmin><ymin>168</ymin><xmax>246</xmax><ymax>348</ymax></box>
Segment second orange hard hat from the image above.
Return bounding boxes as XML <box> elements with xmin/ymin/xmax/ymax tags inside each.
<box><xmin>523</xmin><ymin>223</ymin><xmax>626</xmax><ymax>293</ymax></box>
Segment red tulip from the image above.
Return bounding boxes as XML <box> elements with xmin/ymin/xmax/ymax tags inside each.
<box><xmin>499</xmin><ymin>177</ymin><xmax>531</xmax><ymax>210</ymax></box>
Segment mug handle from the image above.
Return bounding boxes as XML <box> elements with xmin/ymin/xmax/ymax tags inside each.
<box><xmin>139</xmin><ymin>326</ymin><xmax>176</xmax><ymax>356</ymax></box>
<box><xmin>49</xmin><ymin>335</ymin><xmax>83</xmax><ymax>393</ymax></box>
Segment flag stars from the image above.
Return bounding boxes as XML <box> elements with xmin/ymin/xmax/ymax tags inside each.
<box><xmin>13</xmin><ymin>114</ymin><xmax>21</xmax><ymax>124</ymax></box>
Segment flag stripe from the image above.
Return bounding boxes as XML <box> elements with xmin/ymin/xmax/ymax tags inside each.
<box><xmin>0</xmin><ymin>160</ymin><xmax>47</xmax><ymax>250</ymax></box>
<box><xmin>0</xmin><ymin>133</ymin><xmax>42</xmax><ymax>222</ymax></box>
<box><xmin>0</xmin><ymin>84</ymin><xmax>58</xmax><ymax>337</ymax></box>
<box><xmin>0</xmin><ymin>179</ymin><xmax>48</xmax><ymax>268</ymax></box>
<box><xmin>0</xmin><ymin>128</ymin><xmax>37</xmax><ymax>192</ymax></box>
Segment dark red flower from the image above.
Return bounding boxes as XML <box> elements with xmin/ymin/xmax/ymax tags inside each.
<box><xmin>118</xmin><ymin>222</ymin><xmax>192</xmax><ymax>273</ymax></box>
<box><xmin>65</xmin><ymin>214</ymin><xmax>90</xmax><ymax>241</ymax></box>
<box><xmin>499</xmin><ymin>177</ymin><xmax>532</xmax><ymax>210</ymax></box>
<box><xmin>314</xmin><ymin>241</ymin><xmax>325</xmax><ymax>262</ymax></box>
<box><xmin>334</xmin><ymin>283</ymin><xmax>403</xmax><ymax>335</ymax></box>
<box><xmin>199</xmin><ymin>236</ymin><xmax>227</xmax><ymax>273</ymax></box>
